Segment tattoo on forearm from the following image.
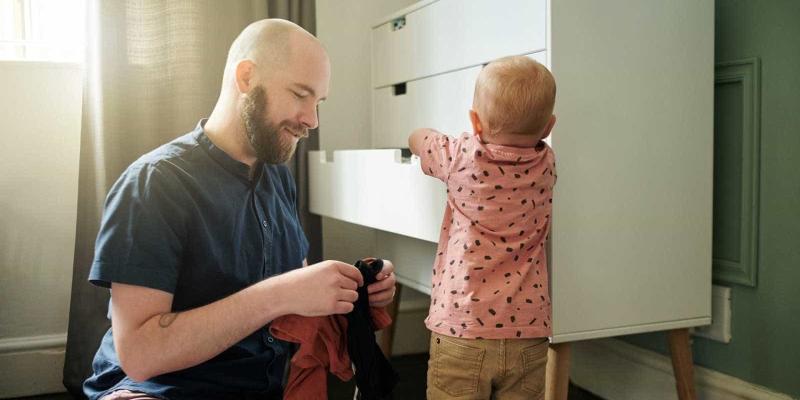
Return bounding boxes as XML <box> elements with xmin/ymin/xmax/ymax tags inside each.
<box><xmin>158</xmin><ymin>312</ymin><xmax>179</xmax><ymax>328</ymax></box>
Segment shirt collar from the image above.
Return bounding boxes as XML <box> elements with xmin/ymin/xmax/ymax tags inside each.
<box><xmin>193</xmin><ymin>119</ymin><xmax>262</xmax><ymax>183</ymax></box>
<box><xmin>471</xmin><ymin>133</ymin><xmax>550</xmax><ymax>164</ymax></box>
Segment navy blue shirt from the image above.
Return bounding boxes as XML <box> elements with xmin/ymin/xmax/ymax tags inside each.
<box><xmin>84</xmin><ymin>121</ymin><xmax>309</xmax><ymax>399</ymax></box>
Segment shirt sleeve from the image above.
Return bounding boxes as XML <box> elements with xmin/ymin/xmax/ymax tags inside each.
<box><xmin>418</xmin><ymin>130</ymin><xmax>458</xmax><ymax>182</ymax></box>
<box><xmin>88</xmin><ymin>161</ymin><xmax>187</xmax><ymax>294</ymax></box>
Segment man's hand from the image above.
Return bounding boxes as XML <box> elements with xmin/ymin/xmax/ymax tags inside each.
<box><xmin>368</xmin><ymin>260</ymin><xmax>397</xmax><ymax>308</ymax></box>
<box><xmin>279</xmin><ymin>260</ymin><xmax>364</xmax><ymax>316</ymax></box>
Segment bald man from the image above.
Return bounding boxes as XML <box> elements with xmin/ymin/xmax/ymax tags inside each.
<box><xmin>83</xmin><ymin>19</ymin><xmax>396</xmax><ymax>400</ymax></box>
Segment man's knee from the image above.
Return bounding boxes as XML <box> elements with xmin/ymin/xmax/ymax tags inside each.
<box><xmin>100</xmin><ymin>389</ymin><xmax>161</xmax><ymax>400</ymax></box>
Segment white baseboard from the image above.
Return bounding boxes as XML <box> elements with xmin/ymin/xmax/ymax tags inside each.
<box><xmin>0</xmin><ymin>334</ymin><xmax>66</xmax><ymax>398</ymax></box>
<box><xmin>570</xmin><ymin>338</ymin><xmax>794</xmax><ymax>400</ymax></box>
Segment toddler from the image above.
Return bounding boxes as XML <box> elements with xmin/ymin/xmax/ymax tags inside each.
<box><xmin>408</xmin><ymin>55</ymin><xmax>557</xmax><ymax>400</ymax></box>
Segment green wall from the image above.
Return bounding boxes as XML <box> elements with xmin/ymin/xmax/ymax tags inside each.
<box><xmin>622</xmin><ymin>0</ymin><xmax>800</xmax><ymax>397</ymax></box>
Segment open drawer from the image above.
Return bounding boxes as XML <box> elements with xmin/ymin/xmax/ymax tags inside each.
<box><xmin>308</xmin><ymin>149</ymin><xmax>446</xmax><ymax>243</ymax></box>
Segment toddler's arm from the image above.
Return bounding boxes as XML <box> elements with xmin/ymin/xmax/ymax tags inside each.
<box><xmin>408</xmin><ymin>128</ymin><xmax>438</xmax><ymax>156</ymax></box>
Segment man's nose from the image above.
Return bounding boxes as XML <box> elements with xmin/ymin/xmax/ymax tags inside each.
<box><xmin>298</xmin><ymin>103</ymin><xmax>319</xmax><ymax>130</ymax></box>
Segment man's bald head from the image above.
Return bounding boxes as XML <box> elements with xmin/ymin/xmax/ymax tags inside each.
<box><xmin>205</xmin><ymin>19</ymin><xmax>330</xmax><ymax>167</ymax></box>
<box><xmin>223</xmin><ymin>19</ymin><xmax>325</xmax><ymax>82</ymax></box>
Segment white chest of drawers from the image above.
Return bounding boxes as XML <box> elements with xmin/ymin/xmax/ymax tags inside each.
<box><xmin>311</xmin><ymin>0</ymin><xmax>714</xmax><ymax>343</ymax></box>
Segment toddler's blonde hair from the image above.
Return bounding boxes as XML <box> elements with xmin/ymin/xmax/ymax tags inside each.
<box><xmin>473</xmin><ymin>56</ymin><xmax>556</xmax><ymax>137</ymax></box>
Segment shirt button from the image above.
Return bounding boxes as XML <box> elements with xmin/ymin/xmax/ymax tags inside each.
<box><xmin>267</xmin><ymin>336</ymin><xmax>274</xmax><ymax>343</ymax></box>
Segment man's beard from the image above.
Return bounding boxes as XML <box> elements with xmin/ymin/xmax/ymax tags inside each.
<box><xmin>241</xmin><ymin>85</ymin><xmax>307</xmax><ymax>164</ymax></box>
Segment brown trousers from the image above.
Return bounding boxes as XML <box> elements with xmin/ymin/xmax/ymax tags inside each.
<box><xmin>426</xmin><ymin>332</ymin><xmax>549</xmax><ymax>400</ymax></box>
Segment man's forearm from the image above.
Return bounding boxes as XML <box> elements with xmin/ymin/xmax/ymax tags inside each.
<box><xmin>114</xmin><ymin>276</ymin><xmax>290</xmax><ymax>381</ymax></box>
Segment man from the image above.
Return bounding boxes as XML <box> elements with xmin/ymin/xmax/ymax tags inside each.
<box><xmin>83</xmin><ymin>19</ymin><xmax>396</xmax><ymax>399</ymax></box>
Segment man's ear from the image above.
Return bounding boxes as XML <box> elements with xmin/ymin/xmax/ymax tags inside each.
<box><xmin>539</xmin><ymin>115</ymin><xmax>557</xmax><ymax>140</ymax></box>
<box><xmin>469</xmin><ymin>110</ymin><xmax>483</xmax><ymax>136</ymax></box>
<box><xmin>235</xmin><ymin>60</ymin><xmax>256</xmax><ymax>94</ymax></box>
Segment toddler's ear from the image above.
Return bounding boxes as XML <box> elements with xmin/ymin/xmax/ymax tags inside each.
<box><xmin>469</xmin><ymin>110</ymin><xmax>483</xmax><ymax>136</ymax></box>
<box><xmin>540</xmin><ymin>115</ymin><xmax>557</xmax><ymax>140</ymax></box>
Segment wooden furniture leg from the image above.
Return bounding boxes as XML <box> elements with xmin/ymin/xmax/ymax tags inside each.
<box><xmin>545</xmin><ymin>341</ymin><xmax>571</xmax><ymax>400</ymax></box>
<box><xmin>668</xmin><ymin>328</ymin><xmax>697</xmax><ymax>400</ymax></box>
<box><xmin>379</xmin><ymin>283</ymin><xmax>403</xmax><ymax>358</ymax></box>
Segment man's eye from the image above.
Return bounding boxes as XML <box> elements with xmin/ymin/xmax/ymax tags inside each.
<box><xmin>293</xmin><ymin>91</ymin><xmax>308</xmax><ymax>99</ymax></box>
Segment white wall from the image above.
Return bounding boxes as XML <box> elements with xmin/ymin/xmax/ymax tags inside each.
<box><xmin>315</xmin><ymin>0</ymin><xmax>416</xmax><ymax>267</ymax></box>
<box><xmin>315</xmin><ymin>0</ymin><xmax>431</xmax><ymax>355</ymax></box>
<box><xmin>0</xmin><ymin>61</ymin><xmax>83</xmax><ymax>397</ymax></box>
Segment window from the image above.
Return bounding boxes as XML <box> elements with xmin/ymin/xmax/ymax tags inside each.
<box><xmin>0</xmin><ymin>0</ymin><xmax>86</xmax><ymax>63</ymax></box>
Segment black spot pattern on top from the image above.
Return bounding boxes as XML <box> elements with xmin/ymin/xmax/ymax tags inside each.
<box><xmin>424</xmin><ymin>134</ymin><xmax>555</xmax><ymax>338</ymax></box>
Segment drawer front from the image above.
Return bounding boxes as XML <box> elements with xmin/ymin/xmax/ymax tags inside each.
<box><xmin>373</xmin><ymin>65</ymin><xmax>479</xmax><ymax>148</ymax></box>
<box><xmin>372</xmin><ymin>50</ymin><xmax>547</xmax><ymax>148</ymax></box>
<box><xmin>372</xmin><ymin>0</ymin><xmax>547</xmax><ymax>88</ymax></box>
<box><xmin>309</xmin><ymin>150</ymin><xmax>446</xmax><ymax>243</ymax></box>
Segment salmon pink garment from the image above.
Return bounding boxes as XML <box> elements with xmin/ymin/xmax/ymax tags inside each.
<box><xmin>269</xmin><ymin>309</ymin><xmax>391</xmax><ymax>399</ymax></box>
<box><xmin>419</xmin><ymin>131</ymin><xmax>556</xmax><ymax>339</ymax></box>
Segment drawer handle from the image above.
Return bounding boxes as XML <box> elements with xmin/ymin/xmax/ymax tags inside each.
<box><xmin>393</xmin><ymin>82</ymin><xmax>407</xmax><ymax>96</ymax></box>
<box><xmin>391</xmin><ymin>16</ymin><xmax>406</xmax><ymax>31</ymax></box>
